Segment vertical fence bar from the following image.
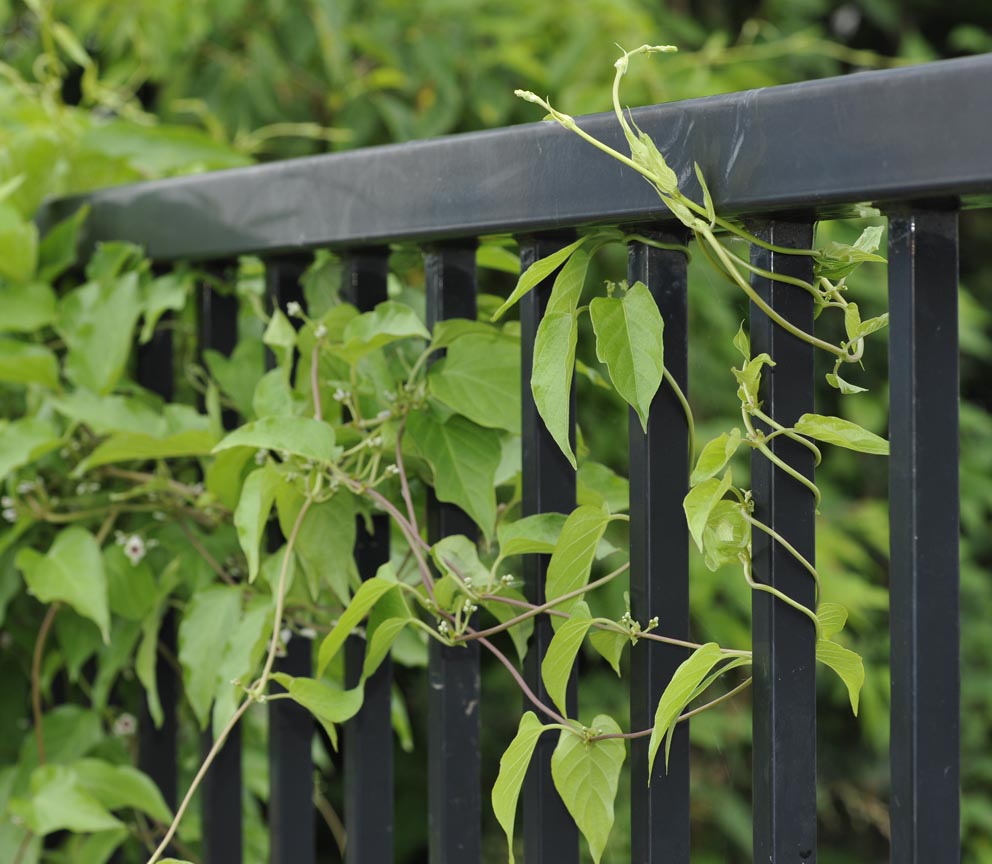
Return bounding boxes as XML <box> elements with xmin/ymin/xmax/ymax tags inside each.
<box><xmin>748</xmin><ymin>218</ymin><xmax>817</xmax><ymax>864</ymax></box>
<box><xmin>342</xmin><ymin>250</ymin><xmax>394</xmax><ymax>863</ymax></box>
<box><xmin>518</xmin><ymin>233</ymin><xmax>579</xmax><ymax>864</ymax></box>
<box><xmin>264</xmin><ymin>257</ymin><xmax>317</xmax><ymax>864</ymax></box>
<box><xmin>627</xmin><ymin>228</ymin><xmax>691</xmax><ymax>862</ymax></box>
<box><xmin>886</xmin><ymin>207</ymin><xmax>960</xmax><ymax>864</ymax></box>
<box><xmin>198</xmin><ymin>274</ymin><xmax>243</xmax><ymax>864</ymax></box>
<box><xmin>423</xmin><ymin>241</ymin><xmax>482</xmax><ymax>864</ymax></box>
<box><xmin>136</xmin><ymin>313</ymin><xmax>179</xmax><ymax>829</ymax></box>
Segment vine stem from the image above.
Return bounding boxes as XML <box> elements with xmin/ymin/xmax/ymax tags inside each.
<box><xmin>587</xmin><ymin>676</ymin><xmax>753</xmax><ymax>742</ymax></box>
<box><xmin>663</xmin><ymin>368</ymin><xmax>696</xmax><ymax>467</ymax></box>
<box><xmin>311</xmin><ymin>343</ymin><xmax>323</xmax><ymax>422</ymax></box>
<box><xmin>743</xmin><ymin>512</ymin><xmax>822</xmax><ymax>602</ymax></box>
<box><xmin>741</xmin><ymin>554</ymin><xmax>821</xmax><ymax>632</ymax></box>
<box><xmin>455</xmin><ymin>566</ymin><xmax>628</xmax><ymax>642</ymax></box>
<box><xmin>31</xmin><ymin>602</ymin><xmax>60</xmax><ymax>765</ymax></box>
<box><xmin>752</xmin><ymin>406</ymin><xmax>822</xmax><ymax>466</ymax></box>
<box><xmin>742</xmin><ymin>407</ymin><xmax>822</xmax><ymax>507</ymax></box>
<box><xmin>475</xmin><ymin>634</ymin><xmax>568</xmax><ymax>726</ymax></box>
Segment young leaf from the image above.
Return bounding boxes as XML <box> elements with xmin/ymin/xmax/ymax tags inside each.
<box><xmin>15</xmin><ymin>527</ymin><xmax>110</xmax><ymax>642</ymax></box>
<box><xmin>11</xmin><ymin>765</ymin><xmax>122</xmax><ymax>835</ymax></box>
<box><xmin>541</xmin><ymin>602</ymin><xmax>593</xmax><ymax>715</ymax></box>
<box><xmin>531</xmin><ymin>309</ymin><xmax>578</xmax><ymax>467</ymax></box>
<box><xmin>37</xmin><ymin>204</ymin><xmax>88</xmax><ymax>283</ymax></box>
<box><xmin>814</xmin><ymin>225</ymin><xmax>886</xmax><ymax>281</ymax></box>
<box><xmin>0</xmin><ymin>280</ymin><xmax>57</xmax><ymax>332</ymax></box>
<box><xmin>363</xmin><ymin>617</ymin><xmax>412</xmax><ymax>679</ymax></box>
<box><xmin>551</xmin><ymin>715</ymin><xmax>626</xmax><ymax>864</ymax></box>
<box><xmin>793</xmin><ymin>413</ymin><xmax>889</xmax><ymax>455</ymax></box>
<box><xmin>234</xmin><ymin>465</ymin><xmax>279</xmax><ymax>582</ymax></box>
<box><xmin>589</xmin><ymin>281</ymin><xmax>665</xmax><ymax>432</ymax></box>
<box><xmin>546</xmin><ymin>244</ymin><xmax>593</xmax><ymax>315</ymax></box>
<box><xmin>0</xmin><ymin>416</ymin><xmax>60</xmax><ymax>480</ymax></box>
<box><xmin>406</xmin><ymin>412</ymin><xmax>501</xmax><ymax>540</ymax></box>
<box><xmin>732</xmin><ymin>353</ymin><xmax>774</xmax><ymax>403</ymax></box>
<box><xmin>732</xmin><ymin>322</ymin><xmax>750</xmax><ymax>360</ymax></box>
<box><xmin>683</xmin><ymin>470</ymin><xmax>732</xmax><ymax>552</ymax></box>
<box><xmin>428</xmin><ymin>333</ymin><xmax>521</xmax><ymax>433</ymax></box>
<box><xmin>816</xmin><ymin>639</ymin><xmax>865</xmax><ymax>715</ymax></box>
<box><xmin>214</xmin><ymin>416</ymin><xmax>339</xmax><ymax>463</ymax></box>
<box><xmin>497</xmin><ymin>512</ymin><xmax>567</xmax><ymax>557</ymax></box>
<box><xmin>701</xmin><ymin>500</ymin><xmax>750</xmax><ymax>572</ymax></box>
<box><xmin>431</xmin><ymin>535</ymin><xmax>489</xmax><ymax>589</ymax></box>
<box><xmin>825</xmin><ymin>372</ymin><xmax>868</xmax><ymax>395</ymax></box>
<box><xmin>647</xmin><ymin>643</ymin><xmax>725</xmax><ymax>776</ymax></box>
<box><xmin>317</xmin><ymin>575</ymin><xmax>398</xmax><ymax>675</ymax></box>
<box><xmin>74</xmin><ymin>429</ymin><xmax>219</xmax><ymax>475</ymax></box>
<box><xmin>545</xmin><ymin>506</ymin><xmax>611</xmax><ymax>622</ymax></box>
<box><xmin>0</xmin><ymin>338</ymin><xmax>59</xmax><ymax>388</ymax></box>
<box><xmin>690</xmin><ymin>428</ymin><xmax>742</xmax><ymax>486</ymax></box>
<box><xmin>492</xmin><ymin>712</ymin><xmax>548</xmax><ymax>864</ymax></box>
<box><xmin>816</xmin><ymin>602</ymin><xmax>849</xmax><ymax>639</ymax></box>
<box><xmin>694</xmin><ymin>162</ymin><xmax>716</xmax><ymax>225</ymax></box>
<box><xmin>576</xmin><ymin>461</ymin><xmax>629</xmax><ymax>514</ymax></box>
<box><xmin>70</xmin><ymin>759</ymin><xmax>172</xmax><ymax>823</ymax></box>
<box><xmin>270</xmin><ymin>673</ymin><xmax>364</xmax><ymax>748</ymax></box>
<box><xmin>492</xmin><ymin>236</ymin><xmax>588</xmax><ymax>320</ymax></box>
<box><xmin>336</xmin><ymin>300</ymin><xmax>431</xmax><ymax>362</ymax></box>
<box><xmin>589</xmin><ymin>629</ymin><xmax>627</xmax><ymax>676</ymax></box>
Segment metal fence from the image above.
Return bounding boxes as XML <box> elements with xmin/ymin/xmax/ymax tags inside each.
<box><xmin>41</xmin><ymin>53</ymin><xmax>992</xmax><ymax>863</ymax></box>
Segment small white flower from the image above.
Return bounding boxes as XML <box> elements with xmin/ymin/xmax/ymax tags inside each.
<box><xmin>2</xmin><ymin>508</ymin><xmax>16</xmax><ymax>523</ymax></box>
<box><xmin>16</xmin><ymin>481</ymin><xmax>34</xmax><ymax>494</ymax></box>
<box><xmin>438</xmin><ymin>620</ymin><xmax>450</xmax><ymax>635</ymax></box>
<box><xmin>501</xmin><ymin>574</ymin><xmax>514</xmax><ymax>585</ymax></box>
<box><xmin>1</xmin><ymin>496</ymin><xmax>13</xmax><ymax>508</ymax></box>
<box><xmin>385</xmin><ymin>465</ymin><xmax>400</xmax><ymax>477</ymax></box>
<box><xmin>314</xmin><ymin>323</ymin><xmax>328</xmax><ymax>340</ymax></box>
<box><xmin>113</xmin><ymin>713</ymin><xmax>137</xmax><ymax>737</ymax></box>
<box><xmin>286</xmin><ymin>301</ymin><xmax>303</xmax><ymax>318</ymax></box>
<box><xmin>376</xmin><ymin>409</ymin><xmax>391</xmax><ymax>421</ymax></box>
<box><xmin>254</xmin><ymin>449</ymin><xmax>268</xmax><ymax>465</ymax></box>
<box><xmin>299</xmin><ymin>627</ymin><xmax>317</xmax><ymax>640</ymax></box>
<box><xmin>153</xmin><ymin>511</ymin><xmax>167</xmax><ymax>521</ymax></box>
<box><xmin>123</xmin><ymin>535</ymin><xmax>146</xmax><ymax>565</ymax></box>
<box><xmin>333</xmin><ymin>388</ymin><xmax>349</xmax><ymax>402</ymax></box>
<box><xmin>280</xmin><ymin>627</ymin><xmax>293</xmax><ymax>645</ymax></box>
<box><xmin>190</xmin><ymin>482</ymin><xmax>204</xmax><ymax>495</ymax></box>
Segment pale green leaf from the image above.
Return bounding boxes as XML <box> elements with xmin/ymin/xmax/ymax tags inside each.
<box><xmin>428</xmin><ymin>333</ymin><xmax>521</xmax><ymax>433</ymax></box>
<box><xmin>647</xmin><ymin>643</ymin><xmax>724</xmax><ymax>776</ymax></box>
<box><xmin>140</xmin><ymin>272</ymin><xmax>190</xmax><ymax>344</ymax></box>
<box><xmin>214</xmin><ymin>416</ymin><xmax>339</xmax><ymax>463</ymax></box>
<box><xmin>103</xmin><ymin>545</ymin><xmax>156</xmax><ymax>621</ymax></box>
<box><xmin>49</xmin><ymin>391</ymin><xmax>167</xmax><ymax>437</ymax></box>
<box><xmin>691</xmin><ymin>428</ymin><xmax>742</xmax><ymax>486</ymax></box>
<box><xmin>0</xmin><ymin>338</ymin><xmax>58</xmax><ymax>388</ymax></box>
<box><xmin>37</xmin><ymin>204</ymin><xmax>88</xmax><ymax>282</ymax></box>
<box><xmin>71</xmin><ymin>758</ymin><xmax>172</xmax><ymax>823</ymax></box>
<box><xmin>178</xmin><ymin>585</ymin><xmax>243</xmax><ymax>728</ymax></box>
<box><xmin>816</xmin><ymin>638</ymin><xmax>864</xmax><ymax>714</ymax></box>
<box><xmin>75</xmin><ymin>429</ymin><xmax>219</xmax><ymax>474</ymax></box>
<box><xmin>531</xmin><ymin>310</ymin><xmax>578</xmax><ymax>467</ymax></box>
<box><xmin>551</xmin><ymin>715</ymin><xmax>625</xmax><ymax>864</ymax></box>
<box><xmin>732</xmin><ymin>322</ymin><xmax>750</xmax><ymax>360</ymax></box>
<box><xmin>337</xmin><ymin>300</ymin><xmax>430</xmax><ymax>362</ymax></box>
<box><xmin>694</xmin><ymin>162</ymin><xmax>716</xmax><ymax>224</ymax></box>
<box><xmin>406</xmin><ymin>412</ymin><xmax>501</xmax><ymax>540</ymax></box>
<box><xmin>317</xmin><ymin>575</ymin><xmax>398</xmax><ymax>675</ymax></box>
<box><xmin>701</xmin><ymin>500</ymin><xmax>750</xmax><ymax>572</ymax></box>
<box><xmin>211</xmin><ymin>598</ymin><xmax>272</xmax><ymax>732</ymax></box>
<box><xmin>683</xmin><ymin>470</ymin><xmax>732</xmax><ymax>552</ymax></box>
<box><xmin>363</xmin><ymin>617</ymin><xmax>412</xmax><ymax>679</ymax></box>
<box><xmin>0</xmin><ymin>281</ymin><xmax>57</xmax><ymax>332</ymax></box>
<box><xmin>492</xmin><ymin>712</ymin><xmax>547</xmax><ymax>863</ymax></box>
<box><xmin>0</xmin><ymin>417</ymin><xmax>60</xmax><ymax>480</ymax></box>
<box><xmin>428</xmin><ymin>318</ymin><xmax>504</xmax><ymax>352</ymax></box>
<box><xmin>270</xmin><ymin>673</ymin><xmax>364</xmax><ymax>749</ymax></box>
<box><xmin>817</xmin><ymin>602</ymin><xmax>849</xmax><ymax>639</ymax></box>
<box><xmin>0</xmin><ymin>201</ymin><xmax>38</xmax><ymax>282</ymax></box>
<box><xmin>732</xmin><ymin>353</ymin><xmax>774</xmax><ymax>403</ymax></box>
<box><xmin>794</xmin><ymin>413</ymin><xmax>889</xmax><ymax>455</ymax></box>
<box><xmin>541</xmin><ymin>601</ymin><xmax>592</xmax><ymax>714</ymax></box>
<box><xmin>12</xmin><ymin>766</ymin><xmax>121</xmax><ymax>835</ymax></box>
<box><xmin>431</xmin><ymin>534</ymin><xmax>489</xmax><ymax>589</ymax></box>
<box><xmin>576</xmin><ymin>461</ymin><xmax>629</xmax><ymax>514</ymax></box>
<box><xmin>545</xmin><ymin>506</ymin><xmax>611</xmax><ymax>623</ymax></box>
<box><xmin>546</xmin><ymin>244</ymin><xmax>593</xmax><ymax>314</ymax></box>
<box><xmin>481</xmin><ymin>587</ymin><xmax>534</xmax><ymax>663</ymax></box>
<box><xmin>16</xmin><ymin>527</ymin><xmax>110</xmax><ymax>642</ymax></box>
<box><xmin>814</xmin><ymin>225</ymin><xmax>886</xmax><ymax>281</ymax></box>
<box><xmin>825</xmin><ymin>372</ymin><xmax>868</xmax><ymax>395</ymax></box>
<box><xmin>589</xmin><ymin>281</ymin><xmax>665</xmax><ymax>432</ymax></box>
<box><xmin>492</xmin><ymin>237</ymin><xmax>588</xmax><ymax>320</ymax></box>
<box><xmin>497</xmin><ymin>512</ymin><xmax>566</xmax><ymax>557</ymax></box>
<box><xmin>477</xmin><ymin>244</ymin><xmax>520</xmax><ymax>274</ymax></box>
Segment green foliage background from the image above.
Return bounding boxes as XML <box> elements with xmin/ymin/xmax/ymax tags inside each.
<box><xmin>1</xmin><ymin>0</ymin><xmax>991</xmax><ymax>862</ymax></box>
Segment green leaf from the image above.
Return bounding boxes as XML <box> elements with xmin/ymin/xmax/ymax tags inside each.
<box><xmin>793</xmin><ymin>413</ymin><xmax>889</xmax><ymax>455</ymax></box>
<box><xmin>551</xmin><ymin>715</ymin><xmax>626</xmax><ymax>864</ymax></box>
<box><xmin>37</xmin><ymin>204</ymin><xmax>88</xmax><ymax>282</ymax></box>
<box><xmin>363</xmin><ymin>617</ymin><xmax>412</xmax><ymax>679</ymax></box>
<box><xmin>75</xmin><ymin>429</ymin><xmax>219</xmax><ymax>474</ymax></box>
<box><xmin>531</xmin><ymin>310</ymin><xmax>578</xmax><ymax>467</ymax></box>
<box><xmin>140</xmin><ymin>272</ymin><xmax>190</xmax><ymax>344</ymax></box>
<box><xmin>694</xmin><ymin>162</ymin><xmax>716</xmax><ymax>225</ymax></box>
<box><xmin>825</xmin><ymin>372</ymin><xmax>869</xmax><ymax>395</ymax></box>
<box><xmin>337</xmin><ymin>301</ymin><xmax>430</xmax><ymax>362</ymax></box>
<box><xmin>481</xmin><ymin>587</ymin><xmax>534</xmax><ymax>663</ymax></box>
<box><xmin>103</xmin><ymin>545</ymin><xmax>156</xmax><ymax>621</ymax></box>
<box><xmin>16</xmin><ymin>527</ymin><xmax>110</xmax><ymax>642</ymax></box>
<box><xmin>683</xmin><ymin>470</ymin><xmax>732</xmax><ymax>553</ymax></box>
<box><xmin>492</xmin><ymin>236</ymin><xmax>588</xmax><ymax>320</ymax></box>
<box><xmin>211</xmin><ymin>598</ymin><xmax>272</xmax><ymax>732</ymax></box>
<box><xmin>204</xmin><ymin>336</ymin><xmax>265</xmax><ymax>418</ymax></box>
<box><xmin>428</xmin><ymin>333</ymin><xmax>521</xmax><ymax>433</ymax></box>
<box><xmin>843</xmin><ymin>303</ymin><xmax>889</xmax><ymax>343</ymax></box>
<box><xmin>589</xmin><ymin>281</ymin><xmax>665</xmax><ymax>432</ymax></box>
<box><xmin>589</xmin><ymin>629</ymin><xmax>627</xmax><ymax>676</ymax></box>
<box><xmin>263</xmin><ymin>308</ymin><xmax>298</xmax><ymax>364</ymax></box>
<box><xmin>691</xmin><ymin>428</ymin><xmax>742</xmax><ymax>486</ymax></box>
<box><xmin>647</xmin><ymin>643</ymin><xmax>724</xmax><ymax>776</ymax></box>
<box><xmin>58</xmin><ymin>272</ymin><xmax>143</xmax><ymax>393</ymax></box>
<box><xmin>732</xmin><ymin>353</ymin><xmax>774</xmax><ymax>403</ymax></box>
<box><xmin>816</xmin><ymin>638</ymin><xmax>864</xmax><ymax>714</ymax></box>
<box><xmin>270</xmin><ymin>674</ymin><xmax>364</xmax><ymax>749</ymax></box>
<box><xmin>71</xmin><ymin>759</ymin><xmax>172</xmax><ymax>823</ymax></box>
<box><xmin>317</xmin><ymin>575</ymin><xmax>398</xmax><ymax>675</ymax></box>
<box><xmin>178</xmin><ymin>586</ymin><xmax>243</xmax><ymax>728</ymax></box>
<box><xmin>541</xmin><ymin>601</ymin><xmax>593</xmax><ymax>715</ymax></box>
<box><xmin>701</xmin><ymin>500</ymin><xmax>750</xmax><ymax>572</ymax></box>
<box><xmin>477</xmin><ymin>244</ymin><xmax>520</xmax><ymax>274</ymax></box>
<box><xmin>0</xmin><ymin>416</ymin><xmax>60</xmax><ymax>480</ymax></box>
<box><xmin>0</xmin><ymin>338</ymin><xmax>59</xmax><ymax>388</ymax></box>
<box><xmin>50</xmin><ymin>390</ymin><xmax>167</xmax><ymax>436</ymax></box>
<box><xmin>12</xmin><ymin>765</ymin><xmax>121</xmax><ymax>835</ymax></box>
<box><xmin>627</xmin><ymin>129</ymin><xmax>679</xmax><ymax>195</ymax></box>
<box><xmin>814</xmin><ymin>226</ymin><xmax>886</xmax><ymax>281</ymax></box>
<box><xmin>406</xmin><ymin>412</ymin><xmax>501</xmax><ymax>540</ymax></box>
<box><xmin>492</xmin><ymin>712</ymin><xmax>547</xmax><ymax>864</ymax></box>
<box><xmin>428</xmin><ymin>318</ymin><xmax>503</xmax><ymax>352</ymax></box>
<box><xmin>0</xmin><ymin>201</ymin><xmax>38</xmax><ymax>282</ymax></box>
<box><xmin>545</xmin><ymin>506</ymin><xmax>611</xmax><ymax>622</ymax></box>
<box><xmin>577</xmin><ymin>461</ymin><xmax>629</xmax><ymax>514</ymax></box>
<box><xmin>0</xmin><ymin>281</ymin><xmax>57</xmax><ymax>332</ymax></box>
<box><xmin>817</xmin><ymin>602</ymin><xmax>849</xmax><ymax>639</ymax></box>
<box><xmin>214</xmin><ymin>416</ymin><xmax>339</xmax><ymax>464</ymax></box>
<box><xmin>546</xmin><ymin>244</ymin><xmax>594</xmax><ymax>314</ymax></box>
<box><xmin>431</xmin><ymin>534</ymin><xmax>489</xmax><ymax>589</ymax></box>
<box><xmin>497</xmin><ymin>512</ymin><xmax>566</xmax><ymax>557</ymax></box>
<box><xmin>732</xmin><ymin>322</ymin><xmax>750</xmax><ymax>360</ymax></box>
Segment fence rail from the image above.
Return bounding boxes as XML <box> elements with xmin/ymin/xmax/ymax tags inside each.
<box><xmin>43</xmin><ymin>52</ymin><xmax>985</xmax><ymax>863</ymax></box>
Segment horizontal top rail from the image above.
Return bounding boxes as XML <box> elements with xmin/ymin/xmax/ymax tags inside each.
<box><xmin>39</xmin><ymin>54</ymin><xmax>992</xmax><ymax>262</ymax></box>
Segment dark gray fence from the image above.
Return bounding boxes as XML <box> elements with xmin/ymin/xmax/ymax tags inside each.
<box><xmin>43</xmin><ymin>52</ymin><xmax>992</xmax><ymax>863</ymax></box>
